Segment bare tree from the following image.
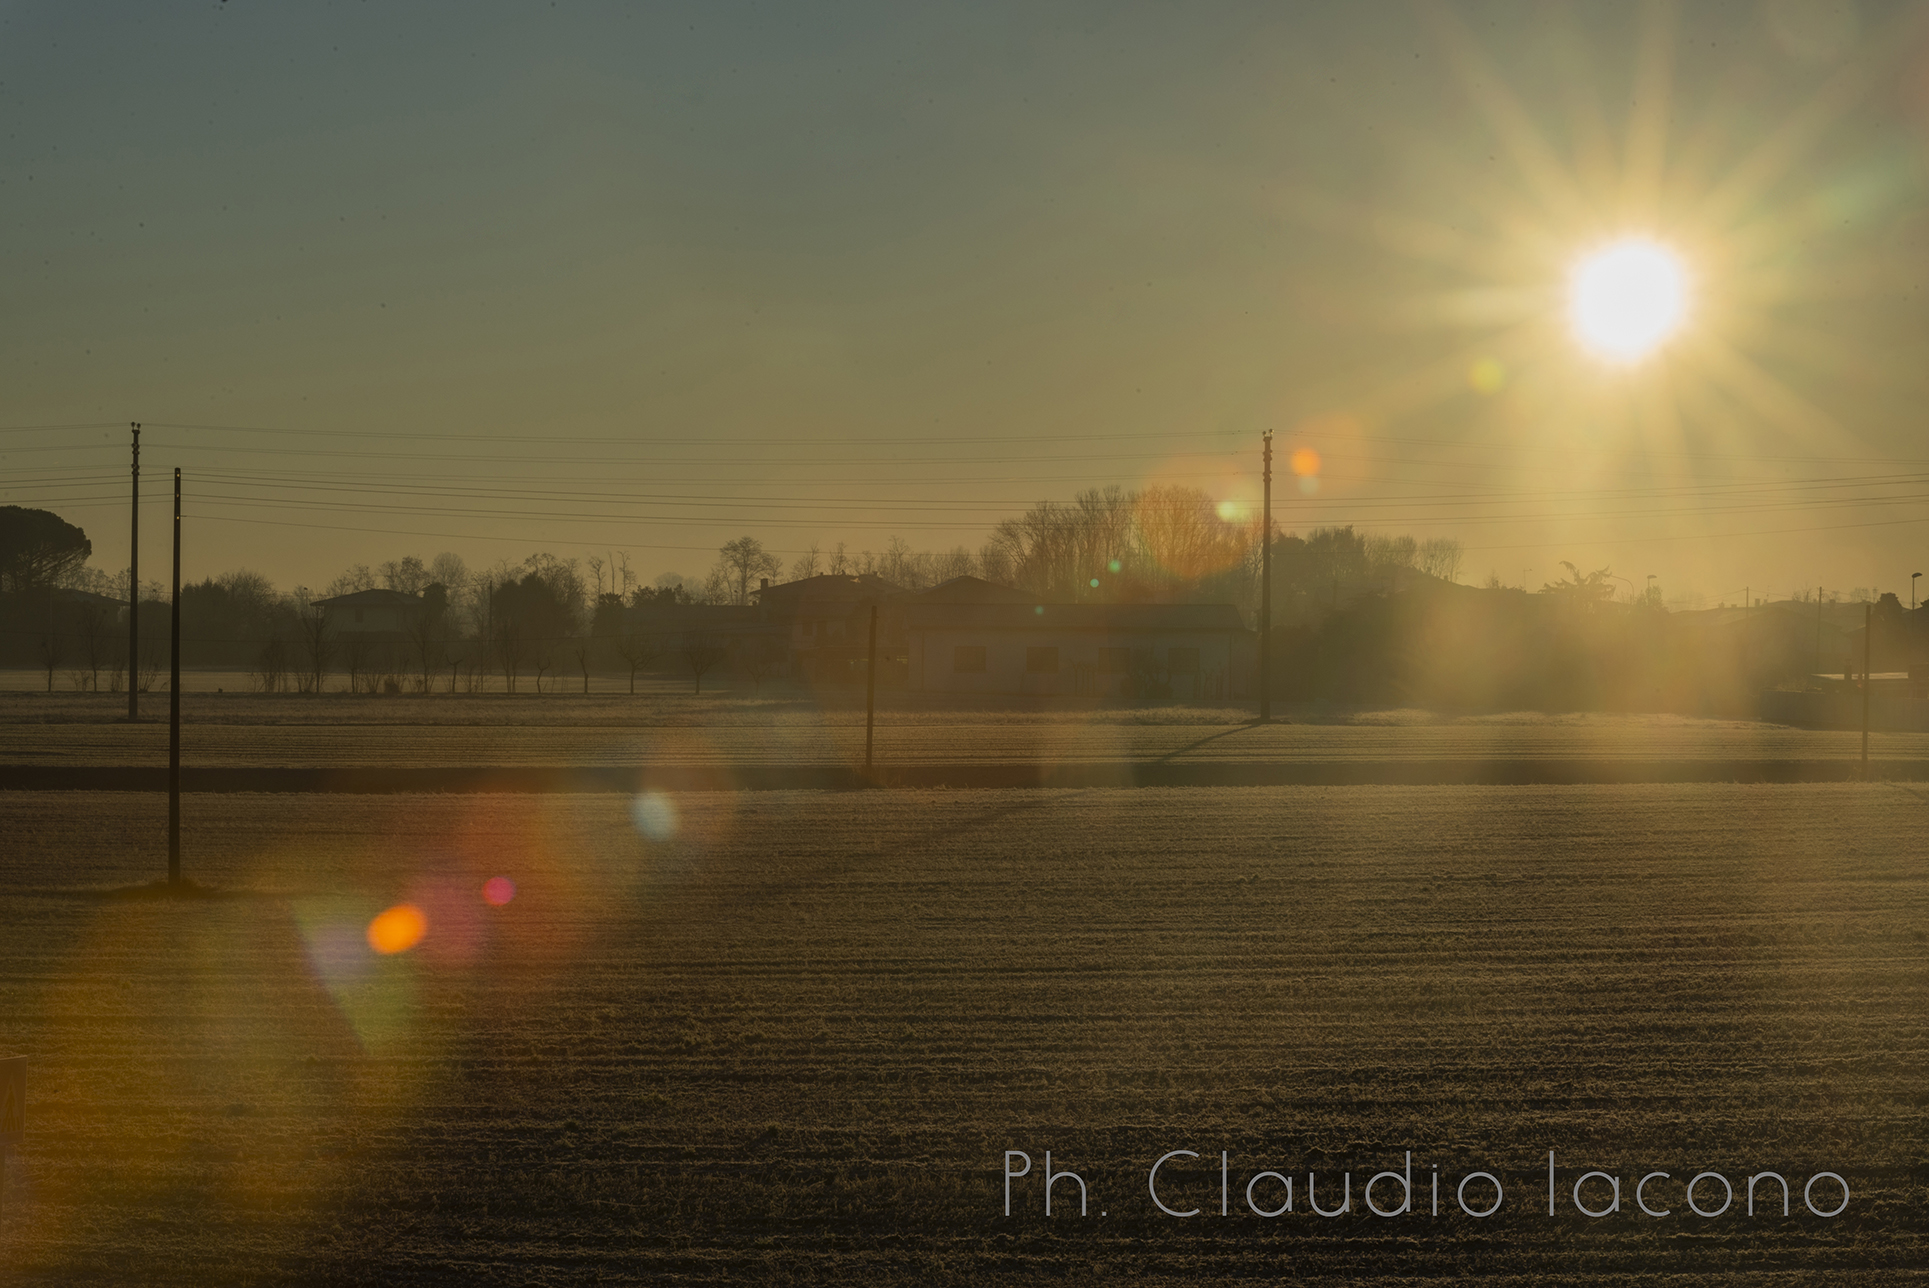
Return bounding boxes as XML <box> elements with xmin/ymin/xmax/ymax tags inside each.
<box><xmin>615</xmin><ymin>629</ymin><xmax>662</xmax><ymax>694</ymax></box>
<box><xmin>683</xmin><ymin>634</ymin><xmax>728</xmax><ymax>695</ymax></box>
<box><xmin>295</xmin><ymin>602</ymin><xmax>333</xmax><ymax>694</ymax></box>
<box><xmin>572</xmin><ymin>633</ymin><xmax>593</xmax><ymax>694</ymax></box>
<box><xmin>324</xmin><ymin>564</ymin><xmax>378</xmax><ymax>597</ymax></box>
<box><xmin>76</xmin><ymin>602</ymin><xmax>108</xmax><ymax>692</ymax></box>
<box><xmin>496</xmin><ymin>614</ymin><xmax>524</xmax><ymax>694</ymax></box>
<box><xmin>740</xmin><ymin>635</ymin><xmax>786</xmax><ymax>693</ymax></box>
<box><xmin>136</xmin><ymin>639</ymin><xmax>161</xmax><ymax>694</ymax></box>
<box><xmin>403</xmin><ymin>598</ymin><xmax>445</xmax><ymax>694</ymax></box>
<box><xmin>790</xmin><ymin>544</ymin><xmax>821</xmax><ymax>580</ymax></box>
<box><xmin>37</xmin><ymin>616</ymin><xmax>61</xmax><ymax>693</ymax></box>
<box><xmin>252</xmin><ymin>635</ymin><xmax>288</xmax><ymax>694</ymax></box>
<box><xmin>380</xmin><ymin>555</ymin><xmax>431</xmax><ymax>595</ymax></box>
<box><xmin>1417</xmin><ymin>538</ymin><xmax>1464</xmax><ymax>583</ymax></box>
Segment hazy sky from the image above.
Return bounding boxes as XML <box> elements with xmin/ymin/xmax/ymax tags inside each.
<box><xmin>5</xmin><ymin>1</ymin><xmax>1928</xmax><ymax>603</ymax></box>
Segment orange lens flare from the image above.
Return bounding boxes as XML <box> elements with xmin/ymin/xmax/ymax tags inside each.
<box><xmin>367</xmin><ymin>904</ymin><xmax>427</xmax><ymax>955</ymax></box>
<box><xmin>1289</xmin><ymin>448</ymin><xmax>1320</xmax><ymax>477</ymax></box>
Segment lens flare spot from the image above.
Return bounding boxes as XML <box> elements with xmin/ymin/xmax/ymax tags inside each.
<box><xmin>1289</xmin><ymin>448</ymin><xmax>1320</xmax><ymax>477</ymax></box>
<box><xmin>1108</xmin><ymin>559</ymin><xmax>1122</xmax><ymax>574</ymax></box>
<box><xmin>1468</xmin><ymin>357</ymin><xmax>1507</xmax><ymax>393</ymax></box>
<box><xmin>1088</xmin><ymin>577</ymin><xmax>1100</xmax><ymax>588</ymax></box>
<box><xmin>1568</xmin><ymin>237</ymin><xmax>1689</xmax><ymax>363</ymax></box>
<box><xmin>631</xmin><ymin>791</ymin><xmax>679</xmax><ymax>842</ymax></box>
<box><xmin>367</xmin><ymin>904</ymin><xmax>427</xmax><ymax>955</ymax></box>
<box><xmin>482</xmin><ymin>876</ymin><xmax>516</xmax><ymax>906</ymax></box>
<box><xmin>1297</xmin><ymin>475</ymin><xmax>1321</xmax><ymax>496</ymax></box>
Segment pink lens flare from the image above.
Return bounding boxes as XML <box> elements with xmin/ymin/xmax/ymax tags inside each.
<box><xmin>482</xmin><ymin>876</ymin><xmax>516</xmax><ymax>906</ymax></box>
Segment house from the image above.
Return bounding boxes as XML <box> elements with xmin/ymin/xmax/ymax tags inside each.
<box><xmin>312</xmin><ymin>588</ymin><xmax>429</xmax><ymax>639</ymax></box>
<box><xmin>311</xmin><ymin>588</ymin><xmax>433</xmax><ymax>677</ymax></box>
<box><xmin>754</xmin><ymin>574</ymin><xmax>1255</xmax><ymax>698</ymax></box>
<box><xmin>901</xmin><ymin>583</ymin><xmax>1253</xmax><ymax>699</ymax></box>
<box><xmin>755</xmin><ymin>574</ymin><xmax>905</xmax><ymax>684</ymax></box>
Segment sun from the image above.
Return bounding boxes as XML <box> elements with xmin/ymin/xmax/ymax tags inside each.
<box><xmin>1567</xmin><ymin>238</ymin><xmax>1690</xmax><ymax>365</ymax></box>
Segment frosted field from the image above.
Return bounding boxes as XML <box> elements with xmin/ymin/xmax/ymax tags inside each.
<box><xmin>5</xmin><ymin>689</ymin><xmax>1925</xmax><ymax>771</ymax></box>
<box><xmin>1</xmin><ymin>783</ymin><xmax>1925</xmax><ymax>1283</ymax></box>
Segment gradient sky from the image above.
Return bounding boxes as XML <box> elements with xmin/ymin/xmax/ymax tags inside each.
<box><xmin>5</xmin><ymin>0</ymin><xmax>1928</xmax><ymax>604</ymax></box>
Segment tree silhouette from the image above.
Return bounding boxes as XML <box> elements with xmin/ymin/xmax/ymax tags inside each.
<box><xmin>1539</xmin><ymin>562</ymin><xmax>1618</xmax><ymax>607</ymax></box>
<box><xmin>615</xmin><ymin>629</ymin><xmax>663</xmax><ymax>694</ymax></box>
<box><xmin>0</xmin><ymin>507</ymin><xmax>91</xmax><ymax>593</ymax></box>
<box><xmin>714</xmin><ymin>536</ymin><xmax>781</xmax><ymax>606</ymax></box>
<box><xmin>683</xmin><ymin>634</ymin><xmax>728</xmax><ymax>695</ymax></box>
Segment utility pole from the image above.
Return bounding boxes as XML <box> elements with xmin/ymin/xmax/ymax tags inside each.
<box><xmin>1259</xmin><ymin>430</ymin><xmax>1272</xmax><ymax>723</ymax></box>
<box><xmin>169</xmin><ymin>469</ymin><xmax>182</xmax><ymax>886</ymax></box>
<box><xmin>864</xmin><ymin>604</ymin><xmax>878</xmax><ymax>777</ymax></box>
<box><xmin>1815</xmin><ymin>587</ymin><xmax>1824</xmax><ymax>683</ymax></box>
<box><xmin>1861</xmin><ymin>600</ymin><xmax>1872</xmax><ymax>774</ymax></box>
<box><xmin>127</xmin><ymin>423</ymin><xmax>140</xmax><ymax>721</ymax></box>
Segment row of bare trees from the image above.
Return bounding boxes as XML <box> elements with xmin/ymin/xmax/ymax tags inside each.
<box><xmin>977</xmin><ymin>485</ymin><xmax>1464</xmax><ymax>618</ymax></box>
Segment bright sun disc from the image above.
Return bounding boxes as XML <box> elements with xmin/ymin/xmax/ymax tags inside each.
<box><xmin>1568</xmin><ymin>238</ymin><xmax>1688</xmax><ymax>363</ymax></box>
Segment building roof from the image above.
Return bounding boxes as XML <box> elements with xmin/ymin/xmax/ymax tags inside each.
<box><xmin>311</xmin><ymin>588</ymin><xmax>426</xmax><ymax>610</ymax></box>
<box><xmin>914</xmin><ymin>575</ymin><xmax>1033</xmax><ymax>605</ymax></box>
<box><xmin>755</xmin><ymin>573</ymin><xmax>902</xmax><ymax>609</ymax></box>
<box><xmin>902</xmin><ymin>601</ymin><xmax>1249</xmax><ymax>633</ymax></box>
<box><xmin>52</xmin><ymin>588</ymin><xmax>127</xmax><ymax>609</ymax></box>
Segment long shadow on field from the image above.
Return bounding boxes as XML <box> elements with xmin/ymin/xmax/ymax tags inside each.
<box><xmin>1152</xmin><ymin>722</ymin><xmax>1267</xmax><ymax>763</ymax></box>
<box><xmin>710</xmin><ymin>790</ymin><xmax>1085</xmax><ymax>918</ymax></box>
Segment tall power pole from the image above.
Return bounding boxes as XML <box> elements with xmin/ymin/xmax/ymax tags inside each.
<box><xmin>1259</xmin><ymin>430</ymin><xmax>1272</xmax><ymax>722</ymax></box>
<box><xmin>169</xmin><ymin>469</ymin><xmax>183</xmax><ymax>886</ymax></box>
<box><xmin>1861</xmin><ymin>600</ymin><xmax>1872</xmax><ymax>773</ymax></box>
<box><xmin>864</xmin><ymin>604</ymin><xmax>878</xmax><ymax>776</ymax></box>
<box><xmin>127</xmin><ymin>423</ymin><xmax>140</xmax><ymax>721</ymax></box>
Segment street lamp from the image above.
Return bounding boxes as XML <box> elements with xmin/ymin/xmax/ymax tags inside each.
<box><xmin>1913</xmin><ymin>571</ymin><xmax>1921</xmax><ymax>610</ymax></box>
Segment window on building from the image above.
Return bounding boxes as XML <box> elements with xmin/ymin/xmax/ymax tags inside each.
<box><xmin>1026</xmin><ymin>646</ymin><xmax>1060</xmax><ymax>673</ymax></box>
<box><xmin>954</xmin><ymin>645</ymin><xmax>986</xmax><ymax>673</ymax></box>
<box><xmin>1167</xmin><ymin>646</ymin><xmax>1200</xmax><ymax>674</ymax></box>
<box><xmin>1099</xmin><ymin>647</ymin><xmax>1131</xmax><ymax>673</ymax></box>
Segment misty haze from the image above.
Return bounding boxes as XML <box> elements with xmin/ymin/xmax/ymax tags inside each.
<box><xmin>3</xmin><ymin>3</ymin><xmax>1927</xmax><ymax>1284</ymax></box>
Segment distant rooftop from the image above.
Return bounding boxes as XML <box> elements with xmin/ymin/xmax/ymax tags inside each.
<box><xmin>311</xmin><ymin>588</ymin><xmax>426</xmax><ymax>609</ymax></box>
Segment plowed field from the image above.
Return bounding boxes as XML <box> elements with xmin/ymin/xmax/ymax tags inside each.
<box><xmin>2</xmin><ymin>783</ymin><xmax>1925</xmax><ymax>1282</ymax></box>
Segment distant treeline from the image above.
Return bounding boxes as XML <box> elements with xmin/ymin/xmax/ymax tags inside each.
<box><xmin>8</xmin><ymin>497</ymin><xmax>1925</xmax><ymax>711</ymax></box>
<box><xmin>1274</xmin><ymin>581</ymin><xmax>1927</xmax><ymax>715</ymax></box>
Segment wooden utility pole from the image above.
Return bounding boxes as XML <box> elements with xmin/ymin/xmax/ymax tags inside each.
<box><xmin>1815</xmin><ymin>587</ymin><xmax>1824</xmax><ymax>682</ymax></box>
<box><xmin>169</xmin><ymin>468</ymin><xmax>183</xmax><ymax>886</ymax></box>
<box><xmin>1861</xmin><ymin>600</ymin><xmax>1872</xmax><ymax>773</ymax></box>
<box><xmin>128</xmin><ymin>423</ymin><xmax>140</xmax><ymax>720</ymax></box>
<box><xmin>1259</xmin><ymin>430</ymin><xmax>1272</xmax><ymax>723</ymax></box>
<box><xmin>1743</xmin><ymin>586</ymin><xmax>1750</xmax><ymax>682</ymax></box>
<box><xmin>864</xmin><ymin>604</ymin><xmax>878</xmax><ymax>777</ymax></box>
